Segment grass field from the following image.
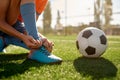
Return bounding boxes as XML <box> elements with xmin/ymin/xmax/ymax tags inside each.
<box><xmin>0</xmin><ymin>35</ymin><xmax>120</xmax><ymax>80</ymax></box>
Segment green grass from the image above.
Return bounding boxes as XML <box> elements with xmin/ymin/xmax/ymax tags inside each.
<box><xmin>0</xmin><ymin>35</ymin><xmax>120</xmax><ymax>80</ymax></box>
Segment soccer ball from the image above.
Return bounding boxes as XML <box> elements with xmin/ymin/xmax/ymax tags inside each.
<box><xmin>76</xmin><ymin>27</ymin><xmax>107</xmax><ymax>58</ymax></box>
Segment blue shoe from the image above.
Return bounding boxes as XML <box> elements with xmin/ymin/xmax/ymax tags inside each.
<box><xmin>0</xmin><ymin>37</ymin><xmax>5</xmax><ymax>52</ymax></box>
<box><xmin>28</xmin><ymin>46</ymin><xmax>62</xmax><ymax>64</ymax></box>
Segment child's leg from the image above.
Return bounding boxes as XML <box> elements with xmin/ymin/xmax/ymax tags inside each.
<box><xmin>20</xmin><ymin>1</ymin><xmax>40</xmax><ymax>40</ymax></box>
<box><xmin>3</xmin><ymin>20</ymin><xmax>62</xmax><ymax>64</ymax></box>
<box><xmin>4</xmin><ymin>35</ymin><xmax>28</xmax><ymax>49</ymax></box>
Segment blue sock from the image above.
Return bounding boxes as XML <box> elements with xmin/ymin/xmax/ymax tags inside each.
<box><xmin>20</xmin><ymin>3</ymin><xmax>40</xmax><ymax>40</ymax></box>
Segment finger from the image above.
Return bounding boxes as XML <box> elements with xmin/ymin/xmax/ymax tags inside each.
<box><xmin>43</xmin><ymin>41</ymin><xmax>49</xmax><ymax>47</ymax></box>
<box><xmin>36</xmin><ymin>40</ymin><xmax>42</xmax><ymax>47</ymax></box>
<box><xmin>29</xmin><ymin>37</ymin><xmax>37</xmax><ymax>44</ymax></box>
<box><xmin>28</xmin><ymin>42</ymin><xmax>41</xmax><ymax>49</ymax></box>
<box><xmin>50</xmin><ymin>42</ymin><xmax>54</xmax><ymax>46</ymax></box>
<box><xmin>48</xmin><ymin>42</ymin><xmax>54</xmax><ymax>48</ymax></box>
<box><xmin>42</xmin><ymin>38</ymin><xmax>47</xmax><ymax>43</ymax></box>
<box><xmin>29</xmin><ymin>45</ymin><xmax>39</xmax><ymax>49</ymax></box>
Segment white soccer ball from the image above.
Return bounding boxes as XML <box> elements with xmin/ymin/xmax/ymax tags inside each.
<box><xmin>76</xmin><ymin>27</ymin><xmax>107</xmax><ymax>58</ymax></box>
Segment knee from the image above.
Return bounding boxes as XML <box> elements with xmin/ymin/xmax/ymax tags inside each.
<box><xmin>21</xmin><ymin>0</ymin><xmax>35</xmax><ymax>5</ymax></box>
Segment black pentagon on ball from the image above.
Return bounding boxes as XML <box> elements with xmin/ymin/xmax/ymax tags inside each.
<box><xmin>82</xmin><ymin>30</ymin><xmax>93</xmax><ymax>39</ymax></box>
<box><xmin>85</xmin><ymin>46</ymin><xmax>96</xmax><ymax>55</ymax></box>
<box><xmin>100</xmin><ymin>35</ymin><xmax>107</xmax><ymax>45</ymax></box>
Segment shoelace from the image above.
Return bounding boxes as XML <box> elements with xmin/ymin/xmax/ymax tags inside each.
<box><xmin>40</xmin><ymin>46</ymin><xmax>51</xmax><ymax>56</ymax></box>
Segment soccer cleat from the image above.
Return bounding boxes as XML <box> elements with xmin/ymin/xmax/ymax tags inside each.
<box><xmin>28</xmin><ymin>46</ymin><xmax>62</xmax><ymax>64</ymax></box>
<box><xmin>0</xmin><ymin>37</ymin><xmax>4</xmax><ymax>52</ymax></box>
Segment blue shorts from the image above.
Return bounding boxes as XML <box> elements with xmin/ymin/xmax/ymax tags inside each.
<box><xmin>0</xmin><ymin>20</ymin><xmax>28</xmax><ymax>49</ymax></box>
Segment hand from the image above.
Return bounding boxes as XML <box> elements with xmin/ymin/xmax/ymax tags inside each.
<box><xmin>42</xmin><ymin>38</ymin><xmax>54</xmax><ymax>53</ymax></box>
<box><xmin>22</xmin><ymin>34</ymin><xmax>42</xmax><ymax>49</ymax></box>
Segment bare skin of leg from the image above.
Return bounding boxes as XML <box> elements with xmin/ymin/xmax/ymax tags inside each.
<box><xmin>21</xmin><ymin>0</ymin><xmax>35</xmax><ymax>5</ymax></box>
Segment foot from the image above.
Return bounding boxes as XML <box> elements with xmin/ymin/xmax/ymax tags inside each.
<box><xmin>28</xmin><ymin>46</ymin><xmax>62</xmax><ymax>64</ymax></box>
<box><xmin>0</xmin><ymin>37</ymin><xmax>5</xmax><ymax>52</ymax></box>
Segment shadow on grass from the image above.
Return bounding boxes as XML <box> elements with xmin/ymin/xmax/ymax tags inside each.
<box><xmin>73</xmin><ymin>57</ymin><xmax>117</xmax><ymax>80</ymax></box>
<box><xmin>0</xmin><ymin>53</ymin><xmax>44</xmax><ymax>79</ymax></box>
<box><xmin>0</xmin><ymin>53</ymin><xmax>28</xmax><ymax>61</ymax></box>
